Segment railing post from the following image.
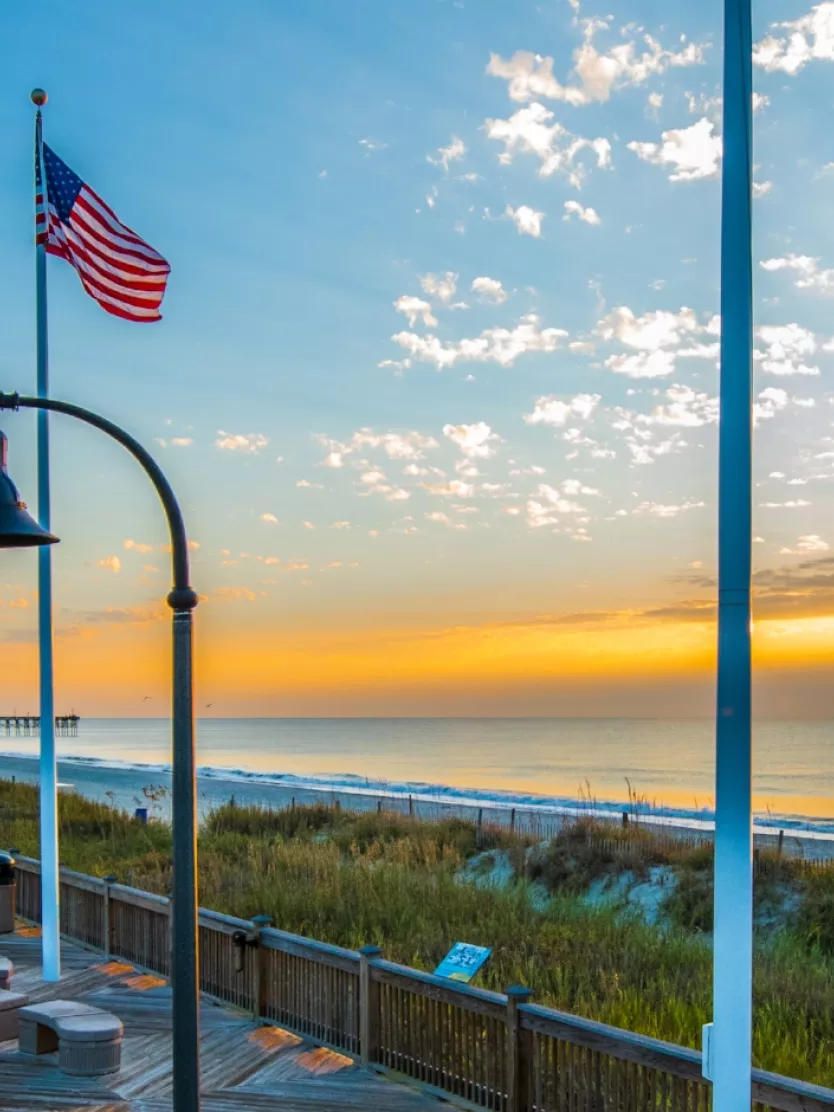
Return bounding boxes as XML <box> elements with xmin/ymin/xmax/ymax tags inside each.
<box><xmin>359</xmin><ymin>945</ymin><xmax>382</xmax><ymax>1067</ymax></box>
<box><xmin>102</xmin><ymin>874</ymin><xmax>117</xmax><ymax>958</ymax></box>
<box><xmin>506</xmin><ymin>985</ymin><xmax>533</xmax><ymax>1112</ymax></box>
<box><xmin>167</xmin><ymin>891</ymin><xmax>174</xmax><ymax>979</ymax></box>
<box><xmin>252</xmin><ymin>914</ymin><xmax>272</xmax><ymax>1019</ymax></box>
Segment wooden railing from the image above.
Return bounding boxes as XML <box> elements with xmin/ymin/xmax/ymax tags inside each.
<box><xmin>8</xmin><ymin>855</ymin><xmax>834</xmax><ymax>1112</ymax></box>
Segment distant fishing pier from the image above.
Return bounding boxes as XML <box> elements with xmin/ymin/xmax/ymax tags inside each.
<box><xmin>1</xmin><ymin>713</ymin><xmax>79</xmax><ymax>736</ymax></box>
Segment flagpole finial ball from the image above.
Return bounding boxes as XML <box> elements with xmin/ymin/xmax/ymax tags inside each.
<box><xmin>30</xmin><ymin>89</ymin><xmax>48</xmax><ymax>107</ymax></box>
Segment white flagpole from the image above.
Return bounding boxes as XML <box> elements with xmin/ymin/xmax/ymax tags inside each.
<box><xmin>708</xmin><ymin>0</ymin><xmax>754</xmax><ymax>1108</ymax></box>
<box><xmin>32</xmin><ymin>87</ymin><xmax>60</xmax><ymax>983</ymax></box>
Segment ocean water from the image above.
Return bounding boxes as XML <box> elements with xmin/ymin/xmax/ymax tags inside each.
<box><xmin>2</xmin><ymin>717</ymin><xmax>834</xmax><ymax>834</ymax></box>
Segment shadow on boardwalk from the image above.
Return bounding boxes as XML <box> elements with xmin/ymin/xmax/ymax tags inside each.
<box><xmin>0</xmin><ymin>926</ymin><xmax>442</xmax><ymax>1112</ymax></box>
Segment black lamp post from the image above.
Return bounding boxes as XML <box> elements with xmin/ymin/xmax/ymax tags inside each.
<box><xmin>0</xmin><ymin>392</ymin><xmax>200</xmax><ymax>1112</ymax></box>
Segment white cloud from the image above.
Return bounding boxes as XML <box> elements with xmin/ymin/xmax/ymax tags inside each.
<box><xmin>215</xmin><ymin>431</ymin><xmax>269</xmax><ymax>454</ymax></box>
<box><xmin>562</xmin><ymin>478</ymin><xmax>599</xmax><ymax>496</ymax></box>
<box><xmin>425</xmin><ymin>511</ymin><xmax>467</xmax><ymax>529</ymax></box>
<box><xmin>634</xmin><ymin>500</ymin><xmax>705</xmax><ymax>517</ymax></box>
<box><xmin>487</xmin><ymin>27</ymin><xmax>705</xmax><ymax>106</ymax></box>
<box><xmin>394</xmin><ymin>295</ymin><xmax>437</xmax><ymax>328</ymax></box>
<box><xmin>754</xmin><ymin>387</ymin><xmax>789</xmax><ymax>422</ymax></box>
<box><xmin>525</xmin><ymin>393</ymin><xmax>601</xmax><ymax>427</ymax></box>
<box><xmin>754</xmin><ymin>3</ymin><xmax>834</xmax><ymax>74</ymax></box>
<box><xmin>628</xmin><ymin>117</ymin><xmax>721</xmax><ymax>182</ymax></box>
<box><xmin>170</xmin><ymin>437</ymin><xmax>193</xmax><ymax>447</ymax></box>
<box><xmin>352</xmin><ymin>429</ymin><xmax>439</xmax><ymax>459</ymax></box>
<box><xmin>756</xmin><ymin>323</ymin><xmax>819</xmax><ymax>376</ymax></box>
<box><xmin>563</xmin><ymin>200</ymin><xmax>601</xmax><ymax>225</ymax></box>
<box><xmin>423</xmin><ymin>479</ymin><xmax>476</xmax><ymax>498</ymax></box>
<box><xmin>599</xmin><ymin>306</ymin><xmax>699</xmax><ymax>350</ymax></box>
<box><xmin>98</xmin><ymin>555</ymin><xmax>122</xmax><ymax>574</ymax></box>
<box><xmin>639</xmin><ymin>384</ymin><xmax>719</xmax><ymax>427</ymax></box>
<box><xmin>506</xmin><ymin>204</ymin><xmax>544</xmax><ymax>237</ymax></box>
<box><xmin>320</xmin><ymin>451</ymin><xmax>345</xmax><ymax>469</ymax></box>
<box><xmin>260</xmin><ymin>513</ymin><xmax>279</xmax><ymax>524</ymax></box>
<box><xmin>359</xmin><ymin>138</ymin><xmax>387</xmax><ymax>151</ymax></box>
<box><xmin>420</xmin><ymin>272</ymin><xmax>458</xmax><ymax>303</ymax></box>
<box><xmin>486</xmin><ymin>103</ymin><xmax>611</xmax><ymax>182</ymax></box>
<box><xmin>332</xmin><ymin>521</ymin><xmax>351</xmax><ymax>529</ymax></box>
<box><xmin>620</xmin><ymin>425</ymin><xmax>688</xmax><ymax>464</ymax></box>
<box><xmin>760</xmin><ymin>253</ymin><xmax>834</xmax><ymax>293</ymax></box>
<box><xmin>760</xmin><ymin>500</ymin><xmax>812</xmax><ymax>508</ymax></box>
<box><xmin>392</xmin><ymin>313</ymin><xmax>568</xmax><ymax>369</ymax></box>
<box><xmin>753</xmin><ymin>181</ymin><xmax>773</xmax><ymax>198</ymax></box>
<box><xmin>471</xmin><ymin>276</ymin><xmax>509</xmax><ymax>304</ymax></box>
<box><xmin>443</xmin><ymin>422</ymin><xmax>501</xmax><ymax>458</ymax></box>
<box><xmin>685</xmin><ymin>91</ymin><xmax>722</xmax><ymax>117</ymax></box>
<box><xmin>428</xmin><ymin>136</ymin><xmax>466</xmax><ymax>171</ymax></box>
<box><xmin>753</xmin><ymin>93</ymin><xmax>770</xmax><ymax>112</ymax></box>
<box><xmin>297</xmin><ymin>479</ymin><xmax>324</xmax><ymax>489</ymax></box>
<box><xmin>606</xmin><ymin>349</ymin><xmax>676</xmax><ymax>379</ymax></box>
<box><xmin>599</xmin><ymin>306</ymin><xmax>716</xmax><ymax>377</ymax></box>
<box><xmin>523</xmin><ymin>483</ymin><xmax>587</xmax><ymax>529</ymax></box>
<box><xmin>316</xmin><ymin>429</ymin><xmax>439</xmax><ymax>468</ymax></box>
<box><xmin>779</xmin><ymin>534</ymin><xmax>829</xmax><ymax>554</ymax></box>
<box><xmin>359</xmin><ymin>468</ymin><xmax>412</xmax><ymax>502</ymax></box>
<box><xmin>647</xmin><ymin>91</ymin><xmax>663</xmax><ymax>113</ymax></box>
<box><xmin>124</xmin><ymin>539</ymin><xmax>153</xmax><ymax>554</ymax></box>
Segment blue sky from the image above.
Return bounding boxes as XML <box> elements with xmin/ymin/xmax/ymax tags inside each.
<box><xmin>2</xmin><ymin>0</ymin><xmax>834</xmax><ymax>716</ymax></box>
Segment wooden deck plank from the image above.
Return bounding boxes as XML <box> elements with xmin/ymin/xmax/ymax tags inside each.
<box><xmin>0</xmin><ymin>929</ymin><xmax>443</xmax><ymax>1111</ymax></box>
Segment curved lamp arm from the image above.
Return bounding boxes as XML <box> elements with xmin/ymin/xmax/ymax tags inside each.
<box><xmin>0</xmin><ymin>392</ymin><xmax>197</xmax><ymax>610</ymax></box>
<box><xmin>0</xmin><ymin>389</ymin><xmax>201</xmax><ymax>1110</ymax></box>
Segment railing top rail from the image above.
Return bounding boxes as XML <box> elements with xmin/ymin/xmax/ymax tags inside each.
<box><xmin>751</xmin><ymin>1068</ymin><xmax>834</xmax><ymax>1112</ymax></box>
<box><xmin>372</xmin><ymin>957</ymin><xmax>507</xmax><ymax>1018</ymax></box>
<box><xmin>197</xmin><ymin>906</ymin><xmax>253</xmax><ymax>936</ymax></box>
<box><xmin>260</xmin><ymin>926</ymin><xmax>361</xmax><ymax>973</ymax></box>
<box><xmin>521</xmin><ymin>1001</ymin><xmax>702</xmax><ymax>1073</ymax></box>
<box><xmin>11</xmin><ymin>854</ymin><xmax>40</xmax><ymax>871</ymax></box>
<box><xmin>109</xmin><ymin>883</ymin><xmax>170</xmax><ymax>911</ymax></box>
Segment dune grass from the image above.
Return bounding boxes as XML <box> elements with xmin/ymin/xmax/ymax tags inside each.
<box><xmin>2</xmin><ymin>780</ymin><xmax>834</xmax><ymax>1083</ymax></box>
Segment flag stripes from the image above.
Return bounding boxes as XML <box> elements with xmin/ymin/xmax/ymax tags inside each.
<box><xmin>36</xmin><ymin>142</ymin><xmax>169</xmax><ymax>322</ymax></box>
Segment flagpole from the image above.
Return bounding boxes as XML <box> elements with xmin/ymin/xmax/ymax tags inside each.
<box><xmin>32</xmin><ymin>87</ymin><xmax>60</xmax><ymax>983</ymax></box>
<box><xmin>710</xmin><ymin>0</ymin><xmax>753</xmax><ymax>1107</ymax></box>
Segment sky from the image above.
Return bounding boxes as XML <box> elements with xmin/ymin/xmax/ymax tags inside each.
<box><xmin>2</xmin><ymin>0</ymin><xmax>834</xmax><ymax>718</ymax></box>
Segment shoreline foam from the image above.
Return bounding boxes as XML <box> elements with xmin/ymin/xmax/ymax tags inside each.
<box><xmin>3</xmin><ymin>749</ymin><xmax>834</xmax><ymax>857</ymax></box>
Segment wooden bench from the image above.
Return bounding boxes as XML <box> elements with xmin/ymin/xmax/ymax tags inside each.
<box><xmin>19</xmin><ymin>1000</ymin><xmax>123</xmax><ymax>1076</ymax></box>
<box><xmin>0</xmin><ymin>989</ymin><xmax>29</xmax><ymax>1041</ymax></box>
<box><xmin>0</xmin><ymin>956</ymin><xmax>11</xmax><ymax>991</ymax></box>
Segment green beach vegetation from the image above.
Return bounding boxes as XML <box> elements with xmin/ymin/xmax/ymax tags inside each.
<box><xmin>2</xmin><ymin>777</ymin><xmax>833</xmax><ymax>1084</ymax></box>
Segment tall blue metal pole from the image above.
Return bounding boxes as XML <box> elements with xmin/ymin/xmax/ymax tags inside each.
<box><xmin>712</xmin><ymin>0</ymin><xmax>753</xmax><ymax>1107</ymax></box>
<box><xmin>33</xmin><ymin>91</ymin><xmax>60</xmax><ymax>983</ymax></box>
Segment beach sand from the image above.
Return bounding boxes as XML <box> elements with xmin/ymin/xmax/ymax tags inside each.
<box><xmin>3</xmin><ymin>752</ymin><xmax>834</xmax><ymax>862</ymax></box>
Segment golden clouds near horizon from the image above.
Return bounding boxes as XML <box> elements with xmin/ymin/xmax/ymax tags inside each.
<box><xmin>2</xmin><ymin>603</ymin><xmax>833</xmax><ymax>715</ymax></box>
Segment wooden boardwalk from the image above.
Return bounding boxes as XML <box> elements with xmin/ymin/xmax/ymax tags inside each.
<box><xmin>0</xmin><ymin>927</ymin><xmax>442</xmax><ymax>1112</ymax></box>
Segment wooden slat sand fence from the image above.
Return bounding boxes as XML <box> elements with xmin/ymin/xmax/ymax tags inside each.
<box><xmin>9</xmin><ymin>855</ymin><xmax>834</xmax><ymax>1112</ymax></box>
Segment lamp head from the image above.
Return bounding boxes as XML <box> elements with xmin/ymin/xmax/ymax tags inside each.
<box><xmin>0</xmin><ymin>430</ymin><xmax>59</xmax><ymax>548</ymax></box>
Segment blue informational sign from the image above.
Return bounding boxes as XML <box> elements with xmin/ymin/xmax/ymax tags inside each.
<box><xmin>434</xmin><ymin>942</ymin><xmax>492</xmax><ymax>983</ymax></box>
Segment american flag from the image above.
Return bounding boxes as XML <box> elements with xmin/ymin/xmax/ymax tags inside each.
<box><xmin>36</xmin><ymin>143</ymin><xmax>170</xmax><ymax>322</ymax></box>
